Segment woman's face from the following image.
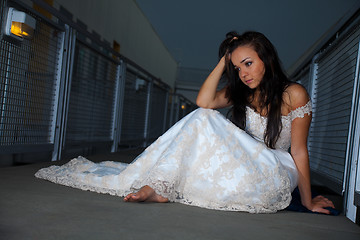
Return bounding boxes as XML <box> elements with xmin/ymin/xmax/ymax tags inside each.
<box><xmin>230</xmin><ymin>45</ymin><xmax>265</xmax><ymax>89</ymax></box>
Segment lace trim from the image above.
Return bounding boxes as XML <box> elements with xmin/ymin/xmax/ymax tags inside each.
<box><xmin>289</xmin><ymin>100</ymin><xmax>312</xmax><ymax>121</ymax></box>
<box><xmin>35</xmin><ymin>157</ymin><xmax>133</xmax><ymax>197</ymax></box>
<box><xmin>246</xmin><ymin>100</ymin><xmax>312</xmax><ymax>121</ymax></box>
<box><xmin>132</xmin><ymin>176</ymin><xmax>292</xmax><ymax>213</ymax></box>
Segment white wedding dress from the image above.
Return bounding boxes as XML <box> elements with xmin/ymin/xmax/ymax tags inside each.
<box><xmin>35</xmin><ymin>101</ymin><xmax>311</xmax><ymax>213</ymax></box>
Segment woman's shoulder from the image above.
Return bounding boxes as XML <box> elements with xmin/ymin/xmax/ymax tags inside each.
<box><xmin>283</xmin><ymin>83</ymin><xmax>310</xmax><ymax>110</ymax></box>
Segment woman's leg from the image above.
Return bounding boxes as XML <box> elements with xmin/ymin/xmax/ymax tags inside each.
<box><xmin>123</xmin><ymin>185</ymin><xmax>169</xmax><ymax>203</ymax></box>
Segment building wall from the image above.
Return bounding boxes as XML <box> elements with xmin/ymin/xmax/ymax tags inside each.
<box><xmin>55</xmin><ymin>0</ymin><xmax>177</xmax><ymax>87</ymax></box>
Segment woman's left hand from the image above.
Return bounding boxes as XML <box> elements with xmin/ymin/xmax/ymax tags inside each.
<box><xmin>307</xmin><ymin>195</ymin><xmax>335</xmax><ymax>214</ymax></box>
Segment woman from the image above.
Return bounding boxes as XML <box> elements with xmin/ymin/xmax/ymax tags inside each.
<box><xmin>36</xmin><ymin>31</ymin><xmax>334</xmax><ymax>214</ymax></box>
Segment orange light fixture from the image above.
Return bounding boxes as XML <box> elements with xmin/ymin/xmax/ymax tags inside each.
<box><xmin>5</xmin><ymin>7</ymin><xmax>36</xmax><ymax>40</ymax></box>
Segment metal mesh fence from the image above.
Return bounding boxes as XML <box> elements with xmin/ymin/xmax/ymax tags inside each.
<box><xmin>119</xmin><ymin>69</ymin><xmax>148</xmax><ymax>146</ymax></box>
<box><xmin>166</xmin><ymin>93</ymin><xmax>197</xmax><ymax>127</ymax></box>
<box><xmin>0</xmin><ymin>15</ymin><xmax>62</xmax><ymax>147</ymax></box>
<box><xmin>0</xmin><ymin>0</ymin><xmax>196</xmax><ymax>159</ymax></box>
<box><xmin>148</xmin><ymin>84</ymin><xmax>167</xmax><ymax>141</ymax></box>
<box><xmin>65</xmin><ymin>40</ymin><xmax>117</xmax><ymax>144</ymax></box>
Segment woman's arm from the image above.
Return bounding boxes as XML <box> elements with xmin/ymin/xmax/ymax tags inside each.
<box><xmin>196</xmin><ymin>56</ymin><xmax>232</xmax><ymax>109</ymax></box>
<box><xmin>287</xmin><ymin>84</ymin><xmax>335</xmax><ymax>214</ymax></box>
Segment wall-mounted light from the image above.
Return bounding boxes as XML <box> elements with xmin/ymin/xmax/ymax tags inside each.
<box><xmin>135</xmin><ymin>78</ymin><xmax>146</xmax><ymax>91</ymax></box>
<box><xmin>4</xmin><ymin>7</ymin><xmax>36</xmax><ymax>40</ymax></box>
<box><xmin>181</xmin><ymin>104</ymin><xmax>186</xmax><ymax>110</ymax></box>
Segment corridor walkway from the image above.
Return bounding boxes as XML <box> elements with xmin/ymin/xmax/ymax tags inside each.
<box><xmin>1</xmin><ymin>149</ymin><xmax>359</xmax><ymax>239</ymax></box>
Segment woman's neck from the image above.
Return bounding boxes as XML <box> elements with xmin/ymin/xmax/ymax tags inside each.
<box><xmin>249</xmin><ymin>90</ymin><xmax>268</xmax><ymax>116</ymax></box>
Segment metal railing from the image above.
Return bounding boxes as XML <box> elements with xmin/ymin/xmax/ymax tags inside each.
<box><xmin>0</xmin><ymin>0</ymin><xmax>197</xmax><ymax>162</ymax></box>
<box><xmin>291</xmin><ymin>8</ymin><xmax>360</xmax><ymax>221</ymax></box>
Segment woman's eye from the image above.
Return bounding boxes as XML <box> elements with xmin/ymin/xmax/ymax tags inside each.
<box><xmin>245</xmin><ymin>62</ymin><xmax>252</xmax><ymax>67</ymax></box>
<box><xmin>234</xmin><ymin>66</ymin><xmax>241</xmax><ymax>72</ymax></box>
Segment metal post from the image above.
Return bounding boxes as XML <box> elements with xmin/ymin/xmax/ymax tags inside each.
<box><xmin>343</xmin><ymin>36</ymin><xmax>360</xmax><ymax>222</ymax></box>
<box><xmin>111</xmin><ymin>61</ymin><xmax>126</xmax><ymax>152</ymax></box>
<box><xmin>143</xmin><ymin>79</ymin><xmax>153</xmax><ymax>146</ymax></box>
<box><xmin>50</xmin><ymin>29</ymin><xmax>65</xmax><ymax>147</ymax></box>
<box><xmin>163</xmin><ymin>90</ymin><xmax>169</xmax><ymax>133</ymax></box>
<box><xmin>52</xmin><ymin>25</ymin><xmax>76</xmax><ymax>161</ymax></box>
<box><xmin>0</xmin><ymin>44</ymin><xmax>12</xmax><ymax>142</ymax></box>
<box><xmin>169</xmin><ymin>93</ymin><xmax>175</xmax><ymax>127</ymax></box>
<box><xmin>175</xmin><ymin>95</ymin><xmax>180</xmax><ymax>123</ymax></box>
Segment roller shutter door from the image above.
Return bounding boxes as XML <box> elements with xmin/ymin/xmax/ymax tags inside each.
<box><xmin>308</xmin><ymin>25</ymin><xmax>360</xmax><ymax>193</ymax></box>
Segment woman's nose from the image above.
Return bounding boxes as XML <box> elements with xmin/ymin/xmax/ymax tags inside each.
<box><xmin>240</xmin><ymin>70</ymin><xmax>248</xmax><ymax>79</ymax></box>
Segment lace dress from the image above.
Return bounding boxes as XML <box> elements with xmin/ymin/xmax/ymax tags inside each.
<box><xmin>35</xmin><ymin>101</ymin><xmax>312</xmax><ymax>213</ymax></box>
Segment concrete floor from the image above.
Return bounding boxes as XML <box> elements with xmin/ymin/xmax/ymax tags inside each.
<box><xmin>1</xmin><ymin>149</ymin><xmax>359</xmax><ymax>240</ymax></box>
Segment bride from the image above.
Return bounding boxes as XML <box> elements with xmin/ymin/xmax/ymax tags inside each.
<box><xmin>36</xmin><ymin>31</ymin><xmax>334</xmax><ymax>214</ymax></box>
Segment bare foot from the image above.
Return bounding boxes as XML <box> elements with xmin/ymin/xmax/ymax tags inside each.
<box><xmin>123</xmin><ymin>185</ymin><xmax>169</xmax><ymax>203</ymax></box>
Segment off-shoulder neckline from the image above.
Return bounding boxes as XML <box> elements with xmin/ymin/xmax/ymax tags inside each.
<box><xmin>246</xmin><ymin>100</ymin><xmax>311</xmax><ymax>119</ymax></box>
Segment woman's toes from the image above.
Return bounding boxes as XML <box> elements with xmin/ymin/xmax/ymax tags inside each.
<box><xmin>124</xmin><ymin>193</ymin><xmax>137</xmax><ymax>202</ymax></box>
<box><xmin>123</xmin><ymin>186</ymin><xmax>168</xmax><ymax>203</ymax></box>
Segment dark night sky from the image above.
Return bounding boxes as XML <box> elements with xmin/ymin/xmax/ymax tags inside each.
<box><xmin>136</xmin><ymin>0</ymin><xmax>359</xmax><ymax>72</ymax></box>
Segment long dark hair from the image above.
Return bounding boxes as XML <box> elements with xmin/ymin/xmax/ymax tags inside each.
<box><xmin>220</xmin><ymin>31</ymin><xmax>291</xmax><ymax>149</ymax></box>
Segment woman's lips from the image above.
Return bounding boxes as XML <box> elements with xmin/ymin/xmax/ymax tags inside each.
<box><xmin>245</xmin><ymin>79</ymin><xmax>253</xmax><ymax>84</ymax></box>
